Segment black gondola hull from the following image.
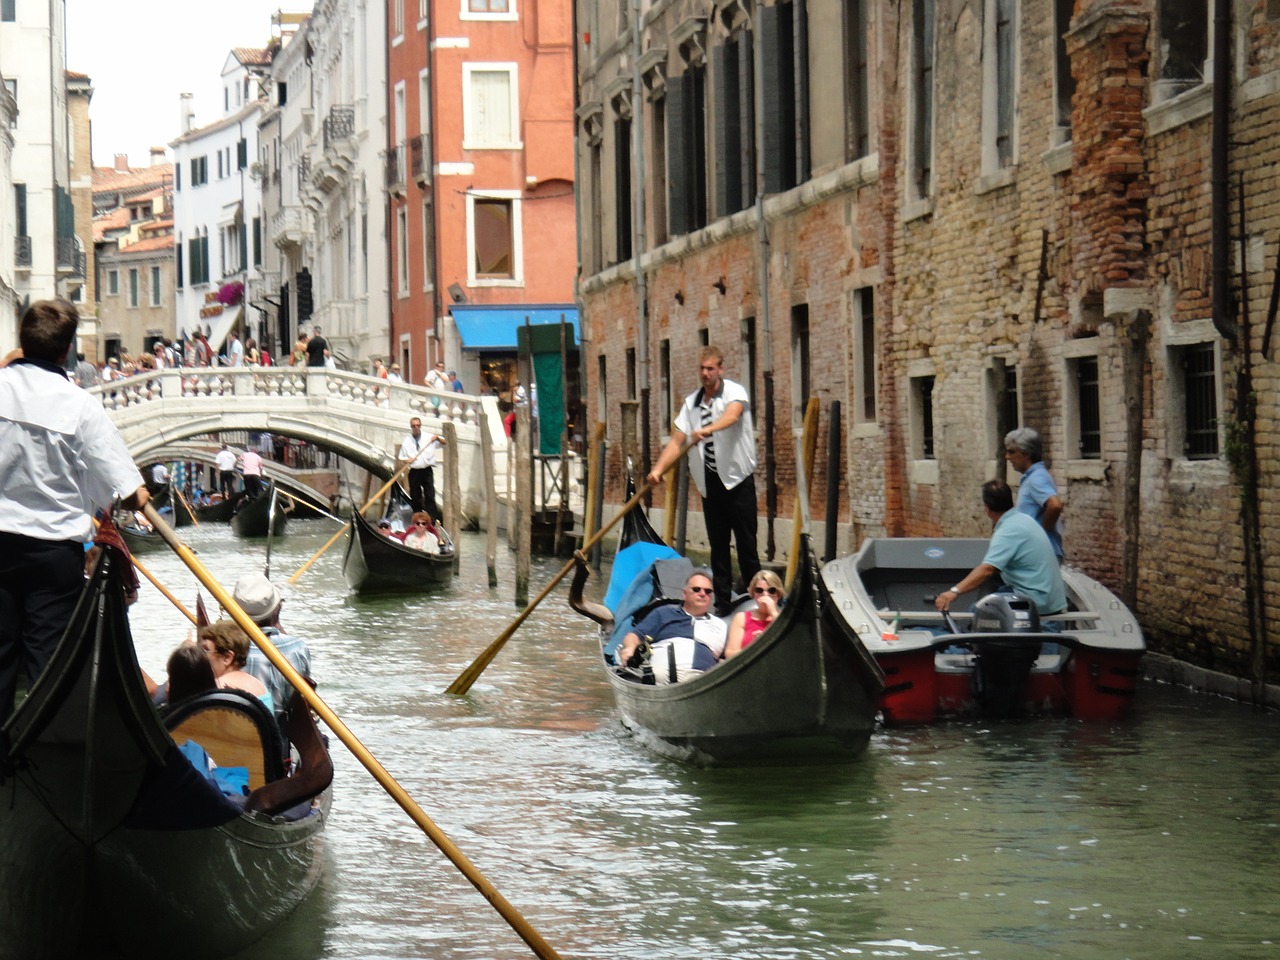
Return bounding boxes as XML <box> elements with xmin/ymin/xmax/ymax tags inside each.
<box><xmin>342</xmin><ymin>507</ymin><xmax>453</xmax><ymax>593</ymax></box>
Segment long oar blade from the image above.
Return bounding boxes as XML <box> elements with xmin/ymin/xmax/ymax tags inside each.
<box><xmin>446</xmin><ymin>441</ymin><xmax>694</xmax><ymax>695</ymax></box>
<box><xmin>142</xmin><ymin>502</ymin><xmax>564</xmax><ymax>960</ymax></box>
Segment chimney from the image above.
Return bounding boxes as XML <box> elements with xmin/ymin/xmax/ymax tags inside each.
<box><xmin>113</xmin><ymin>153</ymin><xmax>130</xmax><ymax>172</ymax></box>
<box><xmin>149</xmin><ymin>146</ymin><xmax>166</xmax><ymax>166</ymax></box>
<box><xmin>180</xmin><ymin>92</ymin><xmax>195</xmax><ymax>133</ymax></box>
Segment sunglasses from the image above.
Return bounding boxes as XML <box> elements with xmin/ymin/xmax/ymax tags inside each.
<box><xmin>414</xmin><ymin>520</ymin><xmax>429</xmax><ymax>526</ymax></box>
<box><xmin>752</xmin><ymin>586</ymin><xmax>779</xmax><ymax>596</ymax></box>
<box><xmin>686</xmin><ymin>585</ymin><xmax>713</xmax><ymax>595</ymax></box>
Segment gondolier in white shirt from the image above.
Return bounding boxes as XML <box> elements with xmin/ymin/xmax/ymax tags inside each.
<box><xmin>0</xmin><ymin>299</ymin><xmax>148</xmax><ymax>720</ymax></box>
<box><xmin>398</xmin><ymin>417</ymin><xmax>446</xmax><ymax>521</ymax></box>
<box><xmin>648</xmin><ymin>345</ymin><xmax>760</xmax><ymax>614</ymax></box>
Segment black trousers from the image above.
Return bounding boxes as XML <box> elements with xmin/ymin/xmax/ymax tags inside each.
<box><xmin>0</xmin><ymin>534</ymin><xmax>85</xmax><ymax>721</ymax></box>
<box><xmin>701</xmin><ymin>469</ymin><xmax>761</xmax><ymax>610</ymax></box>
<box><xmin>243</xmin><ymin>474</ymin><xmax>263</xmax><ymax>499</ymax></box>
<box><xmin>219</xmin><ymin>470</ymin><xmax>237</xmax><ymax>498</ymax></box>
<box><xmin>409</xmin><ymin>467</ymin><xmax>438</xmax><ymax>520</ymax></box>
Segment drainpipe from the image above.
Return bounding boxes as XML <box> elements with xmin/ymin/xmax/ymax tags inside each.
<box><xmin>631</xmin><ymin>0</ymin><xmax>651</xmax><ymax>478</ymax></box>
<box><xmin>1210</xmin><ymin>0</ymin><xmax>1236</xmax><ymax>342</ymax></box>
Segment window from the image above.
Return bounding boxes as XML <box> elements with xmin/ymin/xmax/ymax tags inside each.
<box><xmin>190</xmin><ymin>156</ymin><xmax>208</xmax><ymax>186</ymax></box>
<box><xmin>175</xmin><ymin>164</ymin><xmax>181</xmax><ymax>191</ymax></box>
<box><xmin>666</xmin><ymin>64</ymin><xmax>707</xmax><ymax>235</ymax></box>
<box><xmin>188</xmin><ymin>231</ymin><xmax>210</xmax><ymax>285</ymax></box>
<box><xmin>394</xmin><ymin>0</ymin><xmax>404</xmax><ymax>36</ymax></box>
<box><xmin>108</xmin><ymin>269</ymin><xmax>119</xmax><ymax>296</ymax></box>
<box><xmin>983</xmin><ymin>0</ymin><xmax>1017</xmax><ymax>170</ymax></box>
<box><xmin>761</xmin><ymin>0</ymin><xmax>809</xmax><ymax>194</ymax></box>
<box><xmin>911</xmin><ymin>375</ymin><xmax>936</xmax><ymax>459</ymax></box>
<box><xmin>844</xmin><ymin>0</ymin><xmax>870</xmax><ymax>160</ymax></box>
<box><xmin>1157</xmin><ymin>0</ymin><xmax>1209</xmax><ymax>93</ymax></box>
<box><xmin>659</xmin><ymin>338</ymin><xmax>672</xmax><ymax>429</ymax></box>
<box><xmin>1066</xmin><ymin>355</ymin><xmax>1101</xmax><ymax>459</ymax></box>
<box><xmin>128</xmin><ymin>268</ymin><xmax>139</xmax><ymax>308</ymax></box>
<box><xmin>588</xmin><ymin>139</ymin><xmax>604</xmax><ymax>273</ymax></box>
<box><xmin>0</xmin><ymin>0</ymin><xmax>14</xmax><ymax>22</ymax></box>
<box><xmin>394</xmin><ymin>82</ymin><xmax>406</xmax><ymax>145</ymax></box>
<box><xmin>597</xmin><ymin>354</ymin><xmax>608</xmax><ymax>423</ymax></box>
<box><xmin>792</xmin><ymin>303</ymin><xmax>810</xmax><ymax>421</ymax></box>
<box><xmin>277</xmin><ymin>81</ymin><xmax>288</xmax><ymax>106</ymax></box>
<box><xmin>614</xmin><ymin>113</ymin><xmax>631</xmax><ymax>262</ymax></box>
<box><xmin>397</xmin><ymin>206</ymin><xmax>410</xmax><ymax>295</ymax></box>
<box><xmin>237</xmin><ymin>138</ymin><xmax>248</xmax><ymax>170</ymax></box>
<box><xmin>217</xmin><ymin>152</ymin><xmax>224</xmax><ymax>179</ymax></box>
<box><xmin>742</xmin><ymin>316</ymin><xmax>757</xmax><ymax>406</ymax></box>
<box><xmin>1053</xmin><ymin>0</ymin><xmax>1076</xmax><ymax>134</ymax></box>
<box><xmin>176</xmin><ymin>240</ymin><xmax>184</xmax><ymax>290</ymax></box>
<box><xmin>421</xmin><ymin>198</ymin><xmax>435</xmax><ymax>291</ymax></box>
<box><xmin>910</xmin><ymin>0</ymin><xmax>935</xmax><ymax>199</ymax></box>
<box><xmin>467</xmin><ymin>191</ymin><xmax>522</xmax><ymax>284</ymax></box>
<box><xmin>853</xmin><ymin>288</ymin><xmax>877</xmax><ymax>423</ymax></box>
<box><xmin>1177</xmin><ymin>342</ymin><xmax>1220</xmax><ymax>459</ymax></box>
<box><xmin>252</xmin><ymin>217</ymin><xmax>261</xmax><ymax>267</ymax></box>
<box><xmin>465</xmin><ymin>0</ymin><xmax>512</xmax><ymax>16</ymax></box>
<box><xmin>150</xmin><ymin>266</ymin><xmax>162</xmax><ymax>306</ymax></box>
<box><xmin>463</xmin><ymin>64</ymin><xmax>519</xmax><ymax>149</ymax></box>
<box><xmin>713</xmin><ymin>27</ymin><xmax>755</xmax><ymax>217</ymax></box>
<box><xmin>649</xmin><ymin>95</ymin><xmax>668</xmax><ymax>246</ymax></box>
<box><xmin>626</xmin><ymin>347</ymin><xmax>637</xmax><ymax>399</ymax></box>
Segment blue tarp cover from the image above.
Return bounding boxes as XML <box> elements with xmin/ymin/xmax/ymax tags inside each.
<box><xmin>450</xmin><ymin>304</ymin><xmax>578</xmax><ymax>350</ymax></box>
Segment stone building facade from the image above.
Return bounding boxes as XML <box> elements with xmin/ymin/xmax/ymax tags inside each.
<box><xmin>576</xmin><ymin>0</ymin><xmax>1280</xmax><ymax>685</ymax></box>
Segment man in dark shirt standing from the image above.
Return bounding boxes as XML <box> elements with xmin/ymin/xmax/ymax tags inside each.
<box><xmin>305</xmin><ymin>326</ymin><xmax>329</xmax><ymax>367</ymax></box>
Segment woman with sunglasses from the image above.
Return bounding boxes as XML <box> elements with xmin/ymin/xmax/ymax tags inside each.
<box><xmin>402</xmin><ymin>511</ymin><xmax>441</xmax><ymax>554</ymax></box>
<box><xmin>723</xmin><ymin>569</ymin><xmax>785</xmax><ymax>659</ymax></box>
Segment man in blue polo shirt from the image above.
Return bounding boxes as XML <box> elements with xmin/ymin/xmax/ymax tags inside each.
<box><xmin>935</xmin><ymin>479</ymin><xmax>1066</xmax><ymax>618</ymax></box>
<box><xmin>1004</xmin><ymin>427</ymin><xmax>1064</xmax><ymax>560</ymax></box>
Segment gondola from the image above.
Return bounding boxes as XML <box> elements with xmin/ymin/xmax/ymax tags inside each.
<box><xmin>569</xmin><ymin>497</ymin><xmax>884</xmax><ymax>764</ymax></box>
<box><xmin>195</xmin><ymin>493</ymin><xmax>241</xmax><ymax>524</ymax></box>
<box><xmin>148</xmin><ymin>483</ymin><xmax>195</xmax><ymax>528</ymax></box>
<box><xmin>117</xmin><ymin>512</ymin><xmax>166</xmax><ymax>552</ymax></box>
<box><xmin>820</xmin><ymin>537</ymin><xmax>1146</xmax><ymax>723</ymax></box>
<box><xmin>342</xmin><ymin>485</ymin><xmax>454</xmax><ymax>593</ymax></box>
<box><xmin>0</xmin><ymin>539</ymin><xmax>332</xmax><ymax>959</ymax></box>
<box><xmin>230</xmin><ymin>484</ymin><xmax>288</xmax><ymax>538</ymax></box>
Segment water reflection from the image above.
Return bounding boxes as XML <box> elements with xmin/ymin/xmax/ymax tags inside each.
<box><xmin>115</xmin><ymin>521</ymin><xmax>1280</xmax><ymax>960</ymax></box>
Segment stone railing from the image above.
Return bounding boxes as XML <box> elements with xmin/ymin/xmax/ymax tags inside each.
<box><xmin>90</xmin><ymin>366</ymin><xmax>485</xmax><ymax>429</ymax></box>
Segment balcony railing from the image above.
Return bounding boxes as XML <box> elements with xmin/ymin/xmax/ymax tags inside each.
<box><xmin>56</xmin><ymin>236</ymin><xmax>85</xmax><ymax>276</ymax></box>
<box><xmin>15</xmin><ymin>235</ymin><xmax>32</xmax><ymax>267</ymax></box>
<box><xmin>323</xmin><ymin>105</ymin><xmax>355</xmax><ymax>150</ymax></box>
<box><xmin>299</xmin><ymin>154</ymin><xmax>312</xmax><ymax>189</ymax></box>
<box><xmin>384</xmin><ymin>144</ymin><xmax>405</xmax><ymax>192</ymax></box>
<box><xmin>409</xmin><ymin>133</ymin><xmax>431</xmax><ymax>184</ymax></box>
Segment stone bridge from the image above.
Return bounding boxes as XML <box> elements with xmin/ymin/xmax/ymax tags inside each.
<box><xmin>90</xmin><ymin>367</ymin><xmax>509</xmax><ymax>520</ymax></box>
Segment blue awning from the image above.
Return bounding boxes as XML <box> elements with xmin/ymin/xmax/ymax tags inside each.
<box><xmin>450</xmin><ymin>304</ymin><xmax>578</xmax><ymax>351</ymax></box>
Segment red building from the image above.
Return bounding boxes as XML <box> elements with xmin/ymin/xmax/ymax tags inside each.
<box><xmin>386</xmin><ymin>0</ymin><xmax>577</xmax><ymax>397</ymax></box>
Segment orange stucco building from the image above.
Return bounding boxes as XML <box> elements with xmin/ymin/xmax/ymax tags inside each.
<box><xmin>386</xmin><ymin>0</ymin><xmax>577</xmax><ymax>395</ymax></box>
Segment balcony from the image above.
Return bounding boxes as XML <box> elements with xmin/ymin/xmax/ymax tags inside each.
<box><xmin>409</xmin><ymin>133</ymin><xmax>431</xmax><ymax>187</ymax></box>
<box><xmin>15</xmin><ymin>235</ymin><xmax>32</xmax><ymax>268</ymax></box>
<box><xmin>272</xmin><ymin>205</ymin><xmax>309</xmax><ymax>249</ymax></box>
<box><xmin>322</xmin><ymin>105</ymin><xmax>355</xmax><ymax>151</ymax></box>
<box><xmin>299</xmin><ymin>154</ymin><xmax>312</xmax><ymax>190</ymax></box>
<box><xmin>384</xmin><ymin>144</ymin><xmax>405</xmax><ymax>196</ymax></box>
<box><xmin>56</xmin><ymin>237</ymin><xmax>85</xmax><ymax>277</ymax></box>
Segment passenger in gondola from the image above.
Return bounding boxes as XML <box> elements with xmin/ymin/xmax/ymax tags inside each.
<box><xmin>377</xmin><ymin>518</ymin><xmax>395</xmax><ymax>537</ymax></box>
<box><xmin>723</xmin><ymin>569</ymin><xmax>784</xmax><ymax>659</ymax></box>
<box><xmin>616</xmin><ymin>570</ymin><xmax>728</xmax><ymax>684</ymax></box>
<box><xmin>402</xmin><ymin>511</ymin><xmax>441</xmax><ymax>554</ymax></box>
<box><xmin>198</xmin><ymin>621</ymin><xmax>274</xmax><ymax>714</ymax></box>
<box><xmin>161</xmin><ymin>644</ymin><xmax>218</xmax><ymax>705</ymax></box>
<box><xmin>232</xmin><ymin>573</ymin><xmax>313</xmax><ymax>720</ymax></box>
<box><xmin>0</xmin><ymin>299</ymin><xmax>148</xmax><ymax>719</ymax></box>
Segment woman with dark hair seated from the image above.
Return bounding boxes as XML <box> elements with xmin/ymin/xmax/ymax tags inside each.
<box><xmin>165</xmin><ymin>644</ymin><xmax>218</xmax><ymax>704</ymax></box>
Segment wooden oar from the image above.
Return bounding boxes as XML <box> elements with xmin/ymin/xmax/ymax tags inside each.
<box><xmin>785</xmin><ymin>398</ymin><xmax>821</xmax><ymax>589</ymax></box>
<box><xmin>287</xmin><ymin>460</ymin><xmax>416</xmax><ymax>584</ymax></box>
<box><xmin>446</xmin><ymin>440</ymin><xmax>695</xmax><ymax>696</ymax></box>
<box><xmin>141</xmin><ymin>502</ymin><xmax>564</xmax><ymax>960</ymax></box>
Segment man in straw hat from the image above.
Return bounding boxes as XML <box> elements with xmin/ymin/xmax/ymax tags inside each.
<box><xmin>232</xmin><ymin>572</ymin><xmax>313</xmax><ymax>720</ymax></box>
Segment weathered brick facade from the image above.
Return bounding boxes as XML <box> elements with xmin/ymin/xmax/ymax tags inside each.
<box><xmin>576</xmin><ymin>0</ymin><xmax>1280</xmax><ymax>686</ymax></box>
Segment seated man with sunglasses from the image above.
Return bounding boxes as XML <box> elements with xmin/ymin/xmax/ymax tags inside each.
<box><xmin>723</xmin><ymin>569</ymin><xmax>784</xmax><ymax>658</ymax></box>
<box><xmin>617</xmin><ymin>570</ymin><xmax>728</xmax><ymax>684</ymax></box>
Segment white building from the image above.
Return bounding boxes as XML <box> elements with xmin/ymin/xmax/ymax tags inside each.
<box><xmin>0</xmin><ymin>74</ymin><xmax>16</xmax><ymax>332</ymax></box>
<box><xmin>170</xmin><ymin>49</ymin><xmax>272</xmax><ymax>355</ymax></box>
<box><xmin>0</xmin><ymin>0</ymin><xmax>82</xmax><ymax>349</ymax></box>
<box><xmin>261</xmin><ymin>0</ymin><xmax>389</xmax><ymax>368</ymax></box>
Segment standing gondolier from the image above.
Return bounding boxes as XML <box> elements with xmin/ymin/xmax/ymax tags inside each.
<box><xmin>648</xmin><ymin>345</ymin><xmax>760</xmax><ymax>614</ymax></box>
<box><xmin>0</xmin><ymin>299</ymin><xmax>149</xmax><ymax>719</ymax></box>
<box><xmin>398</xmin><ymin>417</ymin><xmax>446</xmax><ymax>521</ymax></box>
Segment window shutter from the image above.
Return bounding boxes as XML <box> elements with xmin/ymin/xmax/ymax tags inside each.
<box><xmin>759</xmin><ymin>5</ymin><xmax>784</xmax><ymax>194</ymax></box>
<box><xmin>666</xmin><ymin>74</ymin><xmax>688</xmax><ymax>237</ymax></box>
<box><xmin>239</xmin><ymin>223</ymin><xmax>248</xmax><ymax>270</ymax></box>
<box><xmin>177</xmin><ymin>242</ymin><xmax>184</xmax><ymax>289</ymax></box>
<box><xmin>614</xmin><ymin>117</ymin><xmax>632</xmax><ymax>261</ymax></box>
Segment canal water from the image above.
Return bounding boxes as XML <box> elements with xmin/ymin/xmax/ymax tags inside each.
<box><xmin>122</xmin><ymin>520</ymin><xmax>1280</xmax><ymax>960</ymax></box>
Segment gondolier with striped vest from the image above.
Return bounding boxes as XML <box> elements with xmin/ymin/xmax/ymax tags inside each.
<box><xmin>648</xmin><ymin>345</ymin><xmax>760</xmax><ymax>614</ymax></box>
<box><xmin>0</xmin><ymin>299</ymin><xmax>149</xmax><ymax>720</ymax></box>
<box><xmin>398</xmin><ymin>417</ymin><xmax>446</xmax><ymax>521</ymax></box>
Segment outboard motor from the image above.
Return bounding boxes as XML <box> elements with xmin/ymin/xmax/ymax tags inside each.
<box><xmin>968</xmin><ymin>593</ymin><xmax>1041</xmax><ymax>718</ymax></box>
